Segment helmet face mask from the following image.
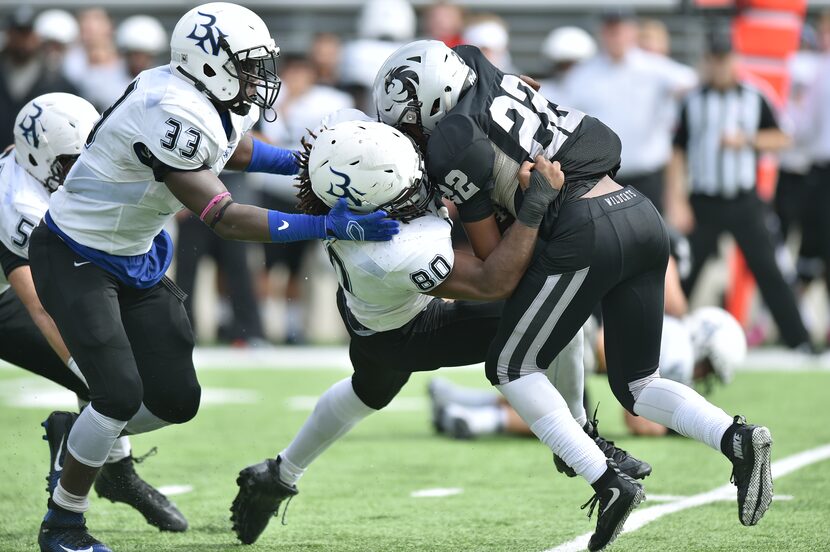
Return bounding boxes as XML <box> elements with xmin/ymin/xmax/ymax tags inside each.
<box><xmin>44</xmin><ymin>154</ymin><xmax>79</xmax><ymax>192</ymax></box>
<box><xmin>222</xmin><ymin>41</ymin><xmax>281</xmax><ymax>117</ymax></box>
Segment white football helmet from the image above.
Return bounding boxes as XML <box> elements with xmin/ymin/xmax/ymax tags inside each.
<box><xmin>373</xmin><ymin>40</ymin><xmax>476</xmax><ymax>135</ymax></box>
<box><xmin>117</xmin><ymin>15</ymin><xmax>168</xmax><ymax>55</ymax></box>
<box><xmin>685</xmin><ymin>307</ymin><xmax>747</xmax><ymax>384</ymax></box>
<box><xmin>542</xmin><ymin>26</ymin><xmax>597</xmax><ymax>64</ymax></box>
<box><xmin>358</xmin><ymin>0</ymin><xmax>415</xmax><ymax>42</ymax></box>
<box><xmin>13</xmin><ymin>93</ymin><xmax>100</xmax><ymax>192</ymax></box>
<box><xmin>308</xmin><ymin>120</ymin><xmax>433</xmax><ymax>221</ymax></box>
<box><xmin>34</xmin><ymin>9</ymin><xmax>79</xmax><ymax>45</ymax></box>
<box><xmin>170</xmin><ymin>2</ymin><xmax>280</xmax><ymax>118</ymax></box>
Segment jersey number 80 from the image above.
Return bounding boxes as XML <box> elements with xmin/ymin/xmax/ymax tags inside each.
<box><xmin>410</xmin><ymin>255</ymin><xmax>451</xmax><ymax>291</ymax></box>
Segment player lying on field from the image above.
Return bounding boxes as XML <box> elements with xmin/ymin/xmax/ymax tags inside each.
<box><xmin>4</xmin><ymin>93</ymin><xmax>186</xmax><ymax>532</ymax></box>
<box><xmin>30</xmin><ymin>4</ymin><xmax>399</xmax><ymax>552</ymax></box>
<box><xmin>374</xmin><ymin>39</ymin><xmax>774</xmax><ymax>550</ymax></box>
<box><xmin>228</xmin><ymin>113</ymin><xmax>583</xmax><ymax>544</ymax></box>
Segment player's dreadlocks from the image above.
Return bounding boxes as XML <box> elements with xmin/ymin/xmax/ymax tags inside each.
<box><xmin>294</xmin><ymin>131</ymin><xmax>330</xmax><ymax>216</ymax></box>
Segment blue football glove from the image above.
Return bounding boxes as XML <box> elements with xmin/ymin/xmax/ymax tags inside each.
<box><xmin>325</xmin><ymin>198</ymin><xmax>400</xmax><ymax>241</ymax></box>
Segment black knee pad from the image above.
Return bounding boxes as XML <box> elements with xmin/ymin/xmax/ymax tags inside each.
<box><xmin>146</xmin><ymin>382</ymin><xmax>201</xmax><ymax>424</ymax></box>
<box><xmin>91</xmin><ymin>379</ymin><xmax>144</xmax><ymax>422</ymax></box>
<box><xmin>350</xmin><ymin>372</ymin><xmax>407</xmax><ymax>411</ymax></box>
<box><xmin>608</xmin><ymin>375</ymin><xmax>637</xmax><ymax>414</ymax></box>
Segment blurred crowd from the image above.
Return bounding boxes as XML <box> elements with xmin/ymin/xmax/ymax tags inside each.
<box><xmin>3</xmin><ymin>1</ymin><xmax>830</xmax><ymax>349</ymax></box>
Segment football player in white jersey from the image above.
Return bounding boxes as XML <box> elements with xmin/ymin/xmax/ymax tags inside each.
<box><xmin>229</xmin><ymin>116</ymin><xmax>566</xmax><ymax>544</ymax></box>
<box><xmin>5</xmin><ymin>93</ymin><xmax>188</xmax><ymax>534</ymax></box>
<box><xmin>29</xmin><ymin>5</ymin><xmax>398</xmax><ymax>552</ymax></box>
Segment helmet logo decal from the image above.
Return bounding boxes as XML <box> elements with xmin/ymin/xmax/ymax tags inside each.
<box><xmin>187</xmin><ymin>11</ymin><xmax>228</xmax><ymax>56</ymax></box>
<box><xmin>327</xmin><ymin>167</ymin><xmax>366</xmax><ymax>206</ymax></box>
<box><xmin>18</xmin><ymin>103</ymin><xmax>43</xmax><ymax>149</ymax></box>
<box><xmin>383</xmin><ymin>66</ymin><xmax>420</xmax><ymax>104</ymax></box>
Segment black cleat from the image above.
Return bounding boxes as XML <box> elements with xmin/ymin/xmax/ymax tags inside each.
<box><xmin>555</xmin><ymin>408</ymin><xmax>652</xmax><ymax>480</ymax></box>
<box><xmin>724</xmin><ymin>415</ymin><xmax>773</xmax><ymax>526</ymax></box>
<box><xmin>41</xmin><ymin>411</ymin><xmax>78</xmax><ymax>496</ymax></box>
<box><xmin>39</xmin><ymin>506</ymin><xmax>112</xmax><ymax>552</ymax></box>
<box><xmin>94</xmin><ymin>452</ymin><xmax>188</xmax><ymax>532</ymax></box>
<box><xmin>231</xmin><ymin>457</ymin><xmax>298</xmax><ymax>545</ymax></box>
<box><xmin>582</xmin><ymin>462</ymin><xmax>645</xmax><ymax>552</ymax></box>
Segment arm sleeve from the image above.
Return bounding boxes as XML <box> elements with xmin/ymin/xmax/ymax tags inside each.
<box><xmin>427</xmin><ymin>114</ymin><xmax>495</xmax><ymax>223</ymax></box>
<box><xmin>758</xmin><ymin>94</ymin><xmax>780</xmax><ymax>131</ymax></box>
<box><xmin>673</xmin><ymin>100</ymin><xmax>690</xmax><ymax>150</ymax></box>
<box><xmin>0</xmin><ymin>239</ymin><xmax>28</xmax><ymax>278</ymax></box>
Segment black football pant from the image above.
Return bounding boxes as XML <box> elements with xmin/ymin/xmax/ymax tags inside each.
<box><xmin>29</xmin><ymin>223</ymin><xmax>200</xmax><ymax>423</ymax></box>
<box><xmin>485</xmin><ymin>187</ymin><xmax>669</xmax><ymax>413</ymax></box>
<box><xmin>0</xmin><ymin>287</ymin><xmax>89</xmax><ymax>400</ymax></box>
<box><xmin>337</xmin><ymin>289</ymin><xmax>503</xmax><ymax>410</ymax></box>
<box><xmin>683</xmin><ymin>192</ymin><xmax>810</xmax><ymax>348</ymax></box>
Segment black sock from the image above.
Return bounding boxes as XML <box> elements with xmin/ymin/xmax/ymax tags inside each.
<box><xmin>720</xmin><ymin>421</ymin><xmax>740</xmax><ymax>458</ymax></box>
<box><xmin>591</xmin><ymin>465</ymin><xmax>616</xmax><ymax>493</ymax></box>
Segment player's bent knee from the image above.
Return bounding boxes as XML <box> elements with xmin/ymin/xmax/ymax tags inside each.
<box><xmin>611</xmin><ymin>369</ymin><xmax>660</xmax><ymax>415</ymax></box>
<box><xmin>148</xmin><ymin>383</ymin><xmax>201</xmax><ymax>424</ymax></box>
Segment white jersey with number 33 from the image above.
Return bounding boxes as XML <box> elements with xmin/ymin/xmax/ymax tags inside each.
<box><xmin>0</xmin><ymin>152</ymin><xmax>50</xmax><ymax>294</ymax></box>
<box><xmin>327</xmin><ymin>212</ymin><xmax>455</xmax><ymax>332</ymax></box>
<box><xmin>48</xmin><ymin>65</ymin><xmax>258</xmax><ymax>256</ymax></box>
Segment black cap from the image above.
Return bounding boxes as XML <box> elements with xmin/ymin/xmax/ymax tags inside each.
<box><xmin>7</xmin><ymin>5</ymin><xmax>35</xmax><ymax>30</ymax></box>
<box><xmin>707</xmin><ymin>31</ymin><xmax>733</xmax><ymax>56</ymax></box>
<box><xmin>601</xmin><ymin>7</ymin><xmax>637</xmax><ymax>24</ymax></box>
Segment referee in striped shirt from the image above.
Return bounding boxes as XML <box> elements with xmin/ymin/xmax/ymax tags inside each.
<box><xmin>669</xmin><ymin>34</ymin><xmax>812</xmax><ymax>350</ymax></box>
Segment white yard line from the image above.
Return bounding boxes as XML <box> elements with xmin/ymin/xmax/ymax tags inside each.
<box><xmin>544</xmin><ymin>443</ymin><xmax>830</xmax><ymax>552</ymax></box>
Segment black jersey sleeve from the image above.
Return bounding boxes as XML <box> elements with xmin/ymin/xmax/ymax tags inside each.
<box><xmin>757</xmin><ymin>93</ymin><xmax>779</xmax><ymax>131</ymax></box>
<box><xmin>0</xmin><ymin>239</ymin><xmax>28</xmax><ymax>278</ymax></box>
<box><xmin>673</xmin><ymin>98</ymin><xmax>690</xmax><ymax>150</ymax></box>
<box><xmin>427</xmin><ymin>114</ymin><xmax>495</xmax><ymax>223</ymax></box>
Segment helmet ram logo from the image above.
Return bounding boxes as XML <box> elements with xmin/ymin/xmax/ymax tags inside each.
<box><xmin>187</xmin><ymin>11</ymin><xmax>228</xmax><ymax>56</ymax></box>
<box><xmin>327</xmin><ymin>167</ymin><xmax>366</xmax><ymax>207</ymax></box>
<box><xmin>18</xmin><ymin>103</ymin><xmax>43</xmax><ymax>149</ymax></box>
<box><xmin>383</xmin><ymin>66</ymin><xmax>420</xmax><ymax>104</ymax></box>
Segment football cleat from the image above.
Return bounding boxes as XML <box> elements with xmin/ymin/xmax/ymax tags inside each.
<box><xmin>230</xmin><ymin>457</ymin><xmax>298</xmax><ymax>544</ymax></box>
<box><xmin>42</xmin><ymin>411</ymin><xmax>78</xmax><ymax>495</ymax></box>
<box><xmin>39</xmin><ymin>505</ymin><xmax>112</xmax><ymax>552</ymax></box>
<box><xmin>94</xmin><ymin>451</ymin><xmax>188</xmax><ymax>532</ymax></box>
<box><xmin>724</xmin><ymin>415</ymin><xmax>773</xmax><ymax>526</ymax></box>
<box><xmin>582</xmin><ymin>462</ymin><xmax>645</xmax><ymax>552</ymax></box>
<box><xmin>554</xmin><ymin>408</ymin><xmax>652</xmax><ymax>480</ymax></box>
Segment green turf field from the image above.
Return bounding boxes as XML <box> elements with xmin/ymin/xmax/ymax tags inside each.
<box><xmin>1</xmin><ymin>364</ymin><xmax>829</xmax><ymax>551</ymax></box>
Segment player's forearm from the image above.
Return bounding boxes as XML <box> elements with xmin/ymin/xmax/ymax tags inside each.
<box><xmin>213</xmin><ymin>202</ymin><xmax>326</xmax><ymax>243</ymax></box>
<box><xmin>755</xmin><ymin>129</ymin><xmax>791</xmax><ymax>152</ymax></box>
<box><xmin>8</xmin><ymin>267</ymin><xmax>71</xmax><ymax>363</ymax></box>
<box><xmin>473</xmin><ymin>222</ymin><xmax>539</xmax><ymax>299</ymax></box>
<box><xmin>226</xmin><ymin>133</ymin><xmax>298</xmax><ymax>175</ymax></box>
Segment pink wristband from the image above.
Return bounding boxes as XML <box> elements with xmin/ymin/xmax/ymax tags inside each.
<box><xmin>199</xmin><ymin>192</ymin><xmax>231</xmax><ymax>222</ymax></box>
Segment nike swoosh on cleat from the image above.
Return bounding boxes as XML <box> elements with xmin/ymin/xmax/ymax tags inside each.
<box><xmin>54</xmin><ymin>439</ymin><xmax>64</xmax><ymax>471</ymax></box>
<box><xmin>277</xmin><ymin>220</ymin><xmax>289</xmax><ymax>231</ymax></box>
<box><xmin>59</xmin><ymin>545</ymin><xmax>93</xmax><ymax>552</ymax></box>
<box><xmin>601</xmin><ymin>487</ymin><xmax>621</xmax><ymax>516</ymax></box>
<box><xmin>73</xmin><ymin>261</ymin><xmax>90</xmax><ymax>267</ymax></box>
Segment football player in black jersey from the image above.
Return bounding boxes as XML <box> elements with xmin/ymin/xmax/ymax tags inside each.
<box><xmin>374</xmin><ymin>40</ymin><xmax>774</xmax><ymax>550</ymax></box>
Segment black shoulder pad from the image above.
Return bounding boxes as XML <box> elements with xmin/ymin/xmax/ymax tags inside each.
<box><xmin>427</xmin><ymin>114</ymin><xmax>494</xmax><ymax>206</ymax></box>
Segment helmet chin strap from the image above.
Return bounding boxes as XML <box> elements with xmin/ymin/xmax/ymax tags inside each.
<box><xmin>175</xmin><ymin>65</ymin><xmax>251</xmax><ymax>117</ymax></box>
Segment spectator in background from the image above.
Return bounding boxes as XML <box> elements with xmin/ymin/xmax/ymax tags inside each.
<box><xmin>309</xmin><ymin>32</ymin><xmax>343</xmax><ymax>89</ymax></box>
<box><xmin>64</xmin><ymin>8</ymin><xmax>126</xmax><ymax>110</ymax></box>
<box><xmin>669</xmin><ymin>34</ymin><xmax>812</xmax><ymax>351</ymax></box>
<box><xmin>256</xmin><ymin>55</ymin><xmax>353</xmax><ymax>343</ymax></box>
<box><xmin>538</xmin><ymin>26</ymin><xmax>596</xmax><ymax>105</ymax></box>
<box><xmin>340</xmin><ymin>0</ymin><xmax>415</xmax><ymax>112</ymax></box>
<box><xmin>564</xmin><ymin>9</ymin><xmax>696</xmax><ymax>213</ymax></box>
<box><xmin>423</xmin><ymin>1</ymin><xmax>465</xmax><ymax>48</ymax></box>
<box><xmin>0</xmin><ymin>6</ymin><xmax>79</xmax><ymax>147</ymax></box>
<box><xmin>462</xmin><ymin>15</ymin><xmax>515</xmax><ymax>73</ymax></box>
<box><xmin>638</xmin><ymin>18</ymin><xmax>670</xmax><ymax>56</ymax></box>
<box><xmin>34</xmin><ymin>9</ymin><xmax>79</xmax><ymax>74</ymax></box>
<box><xmin>116</xmin><ymin>15</ymin><xmax>168</xmax><ymax>79</ymax></box>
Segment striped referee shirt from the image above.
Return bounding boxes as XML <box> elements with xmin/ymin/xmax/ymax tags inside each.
<box><xmin>673</xmin><ymin>83</ymin><xmax>779</xmax><ymax>198</ymax></box>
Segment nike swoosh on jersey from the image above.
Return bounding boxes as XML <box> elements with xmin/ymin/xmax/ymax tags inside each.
<box><xmin>601</xmin><ymin>487</ymin><xmax>621</xmax><ymax>516</ymax></box>
<box><xmin>277</xmin><ymin>220</ymin><xmax>290</xmax><ymax>231</ymax></box>
<box><xmin>54</xmin><ymin>439</ymin><xmax>64</xmax><ymax>471</ymax></box>
<box><xmin>59</xmin><ymin>545</ymin><xmax>93</xmax><ymax>552</ymax></box>
<box><xmin>73</xmin><ymin>261</ymin><xmax>90</xmax><ymax>267</ymax></box>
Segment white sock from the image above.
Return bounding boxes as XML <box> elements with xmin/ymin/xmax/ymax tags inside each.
<box><xmin>633</xmin><ymin>378</ymin><xmax>733</xmax><ymax>451</ymax></box>
<box><xmin>124</xmin><ymin>403</ymin><xmax>170</xmax><ymax>435</ymax></box>
<box><xmin>443</xmin><ymin>404</ymin><xmax>506</xmax><ymax>436</ymax></box>
<box><xmin>52</xmin><ymin>481</ymin><xmax>89</xmax><ymax>513</ymax></box>
<box><xmin>279</xmin><ymin>378</ymin><xmax>375</xmax><ymax>485</ymax></box>
<box><xmin>546</xmin><ymin>329</ymin><xmax>588</xmax><ymax>426</ymax></box>
<box><xmin>431</xmin><ymin>377</ymin><xmax>500</xmax><ymax>407</ymax></box>
<box><xmin>106</xmin><ymin>437</ymin><xmax>132</xmax><ymax>463</ymax></box>
<box><xmin>67</xmin><ymin>406</ymin><xmax>128</xmax><ymax>468</ymax></box>
<box><xmin>497</xmin><ymin>372</ymin><xmax>607</xmax><ymax>483</ymax></box>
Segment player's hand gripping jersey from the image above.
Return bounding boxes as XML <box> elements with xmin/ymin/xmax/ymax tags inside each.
<box><xmin>0</xmin><ymin>151</ymin><xmax>50</xmax><ymax>294</ymax></box>
<box><xmin>49</xmin><ymin>66</ymin><xmax>258</xmax><ymax>257</ymax></box>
